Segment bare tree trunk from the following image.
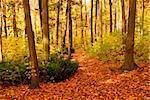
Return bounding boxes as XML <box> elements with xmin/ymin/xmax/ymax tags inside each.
<box><xmin>0</xmin><ymin>1</ymin><xmax>3</xmax><ymax>63</ymax></box>
<box><xmin>109</xmin><ymin>0</ymin><xmax>112</xmax><ymax>33</ymax></box>
<box><xmin>68</xmin><ymin>0</ymin><xmax>72</xmax><ymax>59</ymax></box>
<box><xmin>91</xmin><ymin>0</ymin><xmax>93</xmax><ymax>45</ymax></box>
<box><xmin>62</xmin><ymin>3</ymin><xmax>68</xmax><ymax>48</ymax></box>
<box><xmin>121</xmin><ymin>0</ymin><xmax>138</xmax><ymax>71</ymax></box>
<box><xmin>104</xmin><ymin>0</ymin><xmax>107</xmax><ymax>33</ymax></box>
<box><xmin>84</xmin><ymin>0</ymin><xmax>87</xmax><ymax>45</ymax></box>
<box><xmin>121</xmin><ymin>0</ymin><xmax>126</xmax><ymax>33</ymax></box>
<box><xmin>80</xmin><ymin>0</ymin><xmax>83</xmax><ymax>44</ymax></box>
<box><xmin>141</xmin><ymin>0</ymin><xmax>144</xmax><ymax>35</ymax></box>
<box><xmin>12</xmin><ymin>0</ymin><xmax>18</xmax><ymax>37</ymax></box>
<box><xmin>23</xmin><ymin>0</ymin><xmax>39</xmax><ymax>89</ymax></box>
<box><xmin>56</xmin><ymin>0</ymin><xmax>61</xmax><ymax>47</ymax></box>
<box><xmin>99</xmin><ymin>0</ymin><xmax>102</xmax><ymax>42</ymax></box>
<box><xmin>114</xmin><ymin>7</ymin><xmax>117</xmax><ymax>32</ymax></box>
<box><xmin>3</xmin><ymin>0</ymin><xmax>7</xmax><ymax>38</ymax></box>
<box><xmin>41</xmin><ymin>0</ymin><xmax>49</xmax><ymax>65</ymax></box>
<box><xmin>94</xmin><ymin>0</ymin><xmax>98</xmax><ymax>41</ymax></box>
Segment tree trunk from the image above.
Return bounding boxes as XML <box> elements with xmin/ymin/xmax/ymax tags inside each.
<box><xmin>41</xmin><ymin>0</ymin><xmax>49</xmax><ymax>65</ymax></box>
<box><xmin>104</xmin><ymin>0</ymin><xmax>107</xmax><ymax>33</ymax></box>
<box><xmin>121</xmin><ymin>0</ymin><xmax>126</xmax><ymax>33</ymax></box>
<box><xmin>109</xmin><ymin>0</ymin><xmax>112</xmax><ymax>33</ymax></box>
<box><xmin>94</xmin><ymin>0</ymin><xmax>98</xmax><ymax>41</ymax></box>
<box><xmin>84</xmin><ymin>0</ymin><xmax>87</xmax><ymax>45</ymax></box>
<box><xmin>68</xmin><ymin>0</ymin><xmax>72</xmax><ymax>59</ymax></box>
<box><xmin>23</xmin><ymin>0</ymin><xmax>39</xmax><ymax>89</ymax></box>
<box><xmin>39</xmin><ymin>0</ymin><xmax>42</xmax><ymax>26</ymax></box>
<box><xmin>121</xmin><ymin>0</ymin><xmax>138</xmax><ymax>71</ymax></box>
<box><xmin>0</xmin><ymin>1</ymin><xmax>3</xmax><ymax>63</ymax></box>
<box><xmin>62</xmin><ymin>3</ymin><xmax>68</xmax><ymax>48</ymax></box>
<box><xmin>91</xmin><ymin>0</ymin><xmax>93</xmax><ymax>45</ymax></box>
<box><xmin>141</xmin><ymin>0</ymin><xmax>144</xmax><ymax>35</ymax></box>
<box><xmin>114</xmin><ymin>7</ymin><xmax>117</xmax><ymax>32</ymax></box>
<box><xmin>3</xmin><ymin>0</ymin><xmax>7</xmax><ymax>38</ymax></box>
<box><xmin>12</xmin><ymin>0</ymin><xmax>18</xmax><ymax>37</ymax></box>
<box><xmin>56</xmin><ymin>0</ymin><xmax>61</xmax><ymax>47</ymax></box>
<box><xmin>99</xmin><ymin>0</ymin><xmax>102</xmax><ymax>42</ymax></box>
<box><xmin>80</xmin><ymin>0</ymin><xmax>83</xmax><ymax>44</ymax></box>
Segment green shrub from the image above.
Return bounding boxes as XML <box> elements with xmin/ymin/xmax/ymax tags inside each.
<box><xmin>46</xmin><ymin>53</ymin><xmax>79</xmax><ymax>82</ymax></box>
<box><xmin>0</xmin><ymin>62</ymin><xmax>28</xmax><ymax>85</ymax></box>
<box><xmin>0</xmin><ymin>53</ymin><xmax>79</xmax><ymax>85</ymax></box>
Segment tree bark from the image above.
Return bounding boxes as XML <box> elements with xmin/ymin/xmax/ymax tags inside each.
<box><xmin>121</xmin><ymin>0</ymin><xmax>138</xmax><ymax>71</ymax></box>
<box><xmin>80</xmin><ymin>0</ymin><xmax>83</xmax><ymax>44</ymax></box>
<box><xmin>109</xmin><ymin>0</ymin><xmax>112</xmax><ymax>33</ymax></box>
<box><xmin>23</xmin><ymin>0</ymin><xmax>39</xmax><ymax>89</ymax></box>
<box><xmin>56</xmin><ymin>0</ymin><xmax>61</xmax><ymax>47</ymax></box>
<box><xmin>121</xmin><ymin>0</ymin><xmax>126</xmax><ymax>33</ymax></box>
<box><xmin>94</xmin><ymin>0</ymin><xmax>98</xmax><ymax>41</ymax></box>
<box><xmin>84</xmin><ymin>0</ymin><xmax>87</xmax><ymax>45</ymax></box>
<box><xmin>41</xmin><ymin>0</ymin><xmax>49</xmax><ymax>65</ymax></box>
<box><xmin>3</xmin><ymin>0</ymin><xmax>7</xmax><ymax>38</ymax></box>
<box><xmin>91</xmin><ymin>0</ymin><xmax>93</xmax><ymax>45</ymax></box>
<box><xmin>114</xmin><ymin>7</ymin><xmax>117</xmax><ymax>32</ymax></box>
<box><xmin>0</xmin><ymin>1</ymin><xmax>3</xmax><ymax>63</ymax></box>
<box><xmin>68</xmin><ymin>0</ymin><xmax>72</xmax><ymax>59</ymax></box>
<box><xmin>12</xmin><ymin>0</ymin><xmax>18</xmax><ymax>37</ymax></box>
<box><xmin>141</xmin><ymin>0</ymin><xmax>144</xmax><ymax>35</ymax></box>
<box><xmin>62</xmin><ymin>3</ymin><xmax>68</xmax><ymax>48</ymax></box>
<box><xmin>99</xmin><ymin>0</ymin><xmax>102</xmax><ymax>42</ymax></box>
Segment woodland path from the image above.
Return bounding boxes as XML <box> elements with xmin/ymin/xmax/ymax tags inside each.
<box><xmin>0</xmin><ymin>49</ymin><xmax>149</xmax><ymax>100</ymax></box>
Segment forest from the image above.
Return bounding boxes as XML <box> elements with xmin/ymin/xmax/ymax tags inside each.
<box><xmin>0</xmin><ymin>0</ymin><xmax>149</xmax><ymax>99</ymax></box>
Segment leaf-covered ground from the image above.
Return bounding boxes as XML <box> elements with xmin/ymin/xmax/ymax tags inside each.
<box><xmin>0</xmin><ymin>49</ymin><xmax>149</xmax><ymax>100</ymax></box>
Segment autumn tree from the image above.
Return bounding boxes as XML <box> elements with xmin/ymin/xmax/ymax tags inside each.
<box><xmin>56</xmin><ymin>0</ymin><xmax>61</xmax><ymax>47</ymax></box>
<box><xmin>80</xmin><ymin>0</ymin><xmax>83</xmax><ymax>44</ymax></box>
<box><xmin>94</xmin><ymin>0</ymin><xmax>98</xmax><ymax>41</ymax></box>
<box><xmin>121</xmin><ymin>0</ymin><xmax>138</xmax><ymax>71</ymax></box>
<box><xmin>41</xmin><ymin>0</ymin><xmax>49</xmax><ymax>65</ymax></box>
<box><xmin>121</xmin><ymin>0</ymin><xmax>126</xmax><ymax>33</ymax></box>
<box><xmin>3</xmin><ymin>0</ymin><xmax>7</xmax><ymax>38</ymax></box>
<box><xmin>23</xmin><ymin>0</ymin><xmax>39</xmax><ymax>88</ymax></box>
<box><xmin>0</xmin><ymin>0</ymin><xmax>3</xmax><ymax>63</ymax></box>
<box><xmin>12</xmin><ymin>0</ymin><xmax>18</xmax><ymax>37</ymax></box>
<box><xmin>62</xmin><ymin>2</ymin><xmax>68</xmax><ymax>49</ymax></box>
<box><xmin>67</xmin><ymin>0</ymin><xmax>72</xmax><ymax>59</ymax></box>
<box><xmin>141</xmin><ymin>0</ymin><xmax>144</xmax><ymax>35</ymax></box>
<box><xmin>99</xmin><ymin>0</ymin><xmax>102</xmax><ymax>41</ymax></box>
<box><xmin>109</xmin><ymin>0</ymin><xmax>112</xmax><ymax>33</ymax></box>
<box><xmin>91</xmin><ymin>0</ymin><xmax>93</xmax><ymax>45</ymax></box>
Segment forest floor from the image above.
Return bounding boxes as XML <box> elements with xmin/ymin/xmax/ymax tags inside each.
<box><xmin>0</xmin><ymin>49</ymin><xmax>149</xmax><ymax>100</ymax></box>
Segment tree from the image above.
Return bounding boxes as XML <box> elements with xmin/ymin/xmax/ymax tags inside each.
<box><xmin>109</xmin><ymin>0</ymin><xmax>112</xmax><ymax>33</ymax></box>
<box><xmin>41</xmin><ymin>0</ymin><xmax>49</xmax><ymax>65</ymax></box>
<box><xmin>121</xmin><ymin>0</ymin><xmax>126</xmax><ymax>33</ymax></box>
<box><xmin>67</xmin><ymin>0</ymin><xmax>72</xmax><ymax>59</ymax></box>
<box><xmin>0</xmin><ymin>0</ymin><xmax>3</xmax><ymax>63</ymax></box>
<box><xmin>80</xmin><ymin>0</ymin><xmax>83</xmax><ymax>44</ymax></box>
<box><xmin>121</xmin><ymin>0</ymin><xmax>138</xmax><ymax>71</ymax></box>
<box><xmin>56</xmin><ymin>0</ymin><xmax>61</xmax><ymax>47</ymax></box>
<box><xmin>141</xmin><ymin>0</ymin><xmax>144</xmax><ymax>35</ymax></box>
<box><xmin>91</xmin><ymin>0</ymin><xmax>93</xmax><ymax>45</ymax></box>
<box><xmin>23</xmin><ymin>0</ymin><xmax>39</xmax><ymax>89</ymax></box>
<box><xmin>62</xmin><ymin>3</ymin><xmax>68</xmax><ymax>49</ymax></box>
<box><xmin>12</xmin><ymin>0</ymin><xmax>18</xmax><ymax>37</ymax></box>
<box><xmin>84</xmin><ymin>0</ymin><xmax>88</xmax><ymax>45</ymax></box>
<box><xmin>114</xmin><ymin>5</ymin><xmax>117</xmax><ymax>32</ymax></box>
<box><xmin>99</xmin><ymin>0</ymin><xmax>102</xmax><ymax>41</ymax></box>
<box><xmin>3</xmin><ymin>0</ymin><xmax>7</xmax><ymax>38</ymax></box>
<box><xmin>94</xmin><ymin>0</ymin><xmax>98</xmax><ymax>41</ymax></box>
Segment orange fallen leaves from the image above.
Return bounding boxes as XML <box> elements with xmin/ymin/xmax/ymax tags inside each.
<box><xmin>0</xmin><ymin>49</ymin><xmax>149</xmax><ymax>99</ymax></box>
